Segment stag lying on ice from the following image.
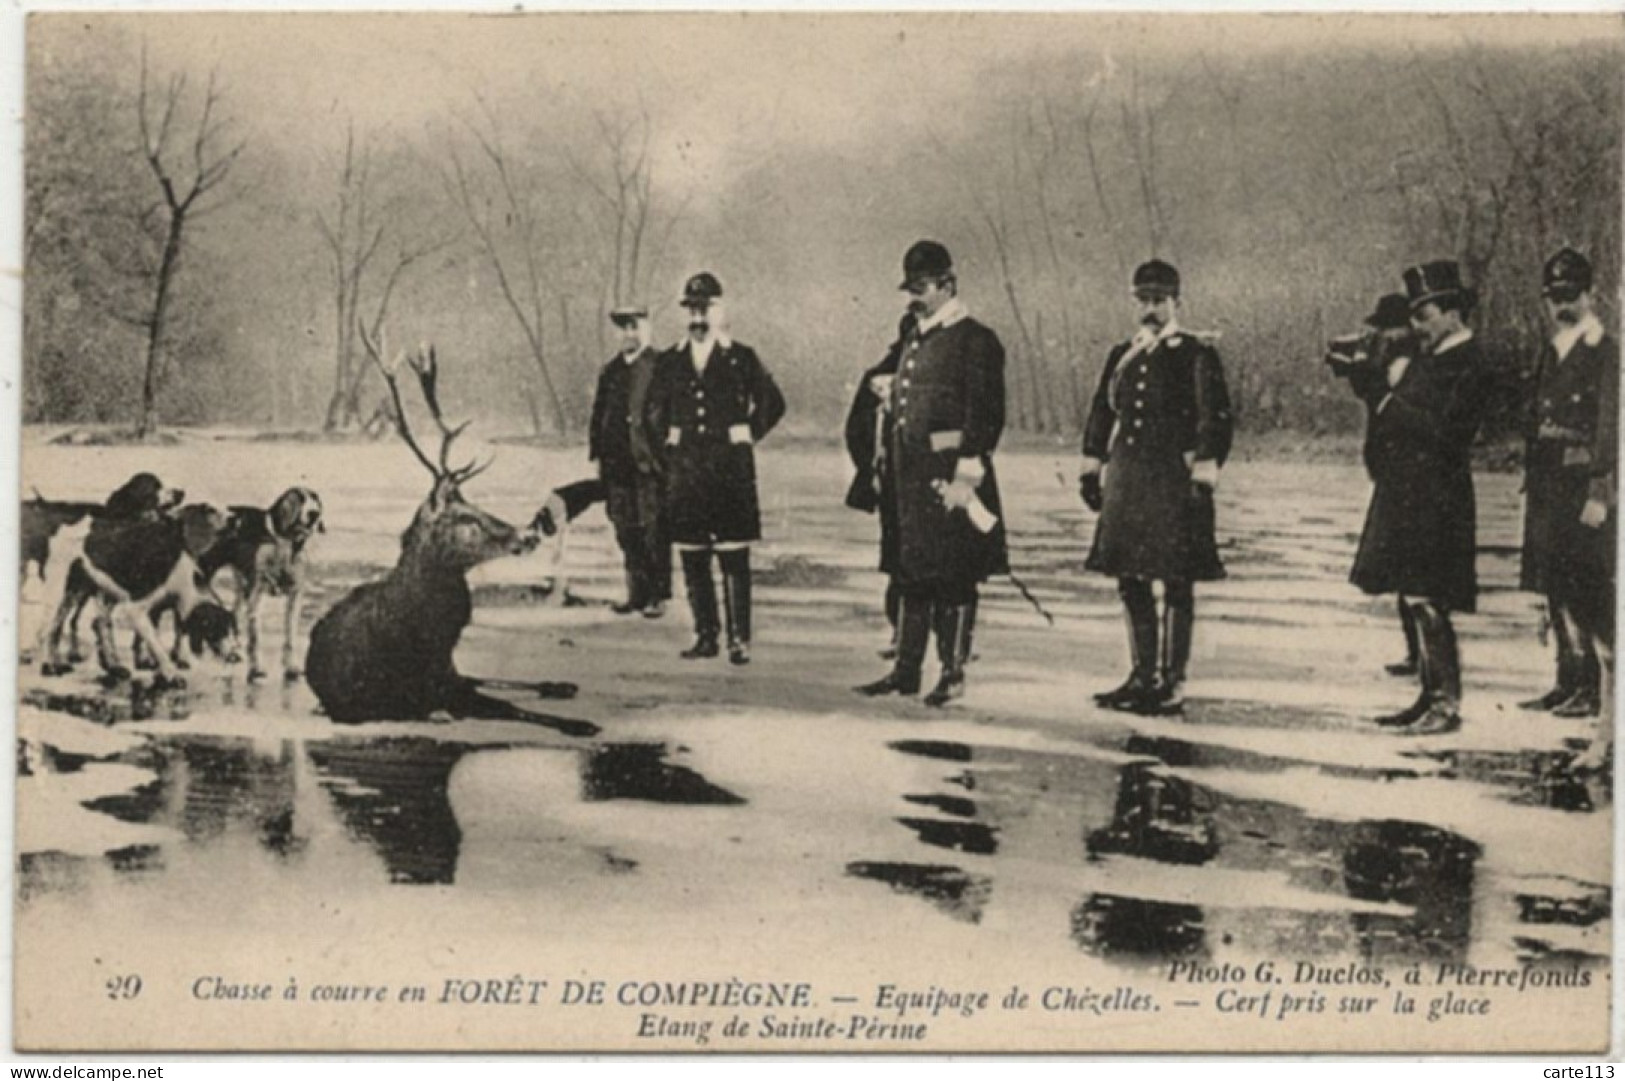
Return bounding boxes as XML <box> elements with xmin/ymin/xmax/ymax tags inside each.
<box><xmin>304</xmin><ymin>335</ymin><xmax>597</xmax><ymax>737</ymax></box>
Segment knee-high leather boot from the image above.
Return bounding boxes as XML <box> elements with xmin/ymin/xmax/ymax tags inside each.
<box><xmin>719</xmin><ymin>548</ymin><xmax>752</xmax><ymax>666</ymax></box>
<box><xmin>923</xmin><ymin>599</ymin><xmax>974</xmax><ymax>707</ymax></box>
<box><xmin>1407</xmin><ymin>601</ymin><xmax>1463</xmax><ymax>735</ymax></box>
<box><xmin>1377</xmin><ymin>597</ymin><xmax>1434</xmax><ymax>727</ymax></box>
<box><xmin>1097</xmin><ymin>578</ymin><xmax>1160</xmax><ymax>711</ymax></box>
<box><xmin>680</xmin><ymin>548</ymin><xmax>720</xmax><ymax>659</ymax></box>
<box><xmin>1553</xmin><ymin>603</ymin><xmax>1602</xmax><ymax>716</ymax></box>
<box><xmin>1521</xmin><ymin>596</ymin><xmax>1586</xmax><ymax>710</ymax></box>
<box><xmin>858</xmin><ymin>593</ymin><xmax>930</xmax><ymax>696</ymax></box>
<box><xmin>1387</xmin><ymin>597</ymin><xmax>1421</xmax><ymax>677</ymax></box>
<box><xmin>1146</xmin><ymin>581</ymin><xmax>1194</xmax><ymax>715</ymax></box>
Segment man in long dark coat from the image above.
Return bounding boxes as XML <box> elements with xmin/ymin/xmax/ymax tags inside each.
<box><xmin>1349</xmin><ymin>260</ymin><xmax>1491</xmax><ymax>735</ymax></box>
<box><xmin>1326</xmin><ymin>293</ymin><xmax>1423</xmax><ymax>684</ymax></box>
<box><xmin>588</xmin><ymin>306</ymin><xmax>668</xmax><ymax>617</ymax></box>
<box><xmin>1519</xmin><ymin>248</ymin><xmax>1617</xmax><ymax>726</ymax></box>
<box><xmin>1080</xmin><ymin>260</ymin><xmax>1232</xmax><ymax>716</ymax></box>
<box><xmin>645</xmin><ymin>272</ymin><xmax>786</xmax><ymax>665</ymax></box>
<box><xmin>858</xmin><ymin>240</ymin><xmax>1007</xmax><ymax>707</ymax></box>
<box><xmin>844</xmin><ymin>313</ymin><xmax>915</xmax><ymax>658</ymax></box>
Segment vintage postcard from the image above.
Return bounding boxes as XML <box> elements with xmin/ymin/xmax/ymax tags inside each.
<box><xmin>12</xmin><ymin>10</ymin><xmax>1620</xmax><ymax>1053</ymax></box>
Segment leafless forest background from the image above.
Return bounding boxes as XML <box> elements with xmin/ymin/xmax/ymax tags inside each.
<box><xmin>22</xmin><ymin>14</ymin><xmax>1623</xmax><ymax>444</ymax></box>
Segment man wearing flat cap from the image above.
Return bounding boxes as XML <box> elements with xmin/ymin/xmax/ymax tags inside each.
<box><xmin>858</xmin><ymin>240</ymin><xmax>1007</xmax><ymax>707</ymax></box>
<box><xmin>1080</xmin><ymin>259</ymin><xmax>1233</xmax><ymax>716</ymax></box>
<box><xmin>1327</xmin><ymin>292</ymin><xmax>1424</xmax><ymax>685</ymax></box>
<box><xmin>645</xmin><ymin>272</ymin><xmax>786</xmax><ymax>665</ymax></box>
<box><xmin>589</xmin><ymin>305</ymin><xmax>669</xmax><ymax>617</ymax></box>
<box><xmin>1349</xmin><ymin>260</ymin><xmax>1491</xmax><ymax>735</ymax></box>
<box><xmin>1519</xmin><ymin>248</ymin><xmax>1617</xmax><ymax>768</ymax></box>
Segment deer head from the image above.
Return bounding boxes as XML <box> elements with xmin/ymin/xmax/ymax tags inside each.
<box><xmin>360</xmin><ymin>326</ymin><xmax>539</xmax><ymax>573</ymax></box>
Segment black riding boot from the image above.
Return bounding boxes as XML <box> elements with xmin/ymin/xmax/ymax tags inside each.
<box><xmin>1097</xmin><ymin>578</ymin><xmax>1160</xmax><ymax>711</ymax></box>
<box><xmin>1387</xmin><ymin>597</ymin><xmax>1421</xmax><ymax>677</ymax></box>
<box><xmin>719</xmin><ymin>548</ymin><xmax>752</xmax><ymax>666</ymax></box>
<box><xmin>858</xmin><ymin>595</ymin><xmax>930</xmax><ymax>696</ymax></box>
<box><xmin>1553</xmin><ymin>607</ymin><xmax>1602</xmax><ymax>716</ymax></box>
<box><xmin>924</xmin><ymin>600</ymin><xmax>974</xmax><ymax>707</ymax></box>
<box><xmin>680</xmin><ymin>548</ymin><xmax>720</xmax><ymax>659</ymax></box>
<box><xmin>1145</xmin><ymin>582</ymin><xmax>1193</xmax><ymax>715</ymax></box>
<box><xmin>1377</xmin><ymin>597</ymin><xmax>1433</xmax><ymax>727</ymax></box>
<box><xmin>1521</xmin><ymin>596</ymin><xmax>1585</xmax><ymax>710</ymax></box>
<box><xmin>1407</xmin><ymin>602</ymin><xmax>1463</xmax><ymax>735</ymax></box>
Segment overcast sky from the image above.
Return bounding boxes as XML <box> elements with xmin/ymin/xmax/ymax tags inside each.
<box><xmin>27</xmin><ymin>11</ymin><xmax>1624</xmax><ymax>208</ymax></box>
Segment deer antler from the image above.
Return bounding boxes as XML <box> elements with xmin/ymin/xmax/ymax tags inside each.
<box><xmin>407</xmin><ymin>344</ymin><xmax>483</xmax><ymax>481</ymax></box>
<box><xmin>358</xmin><ymin>322</ymin><xmax>438</xmax><ymax>479</ymax></box>
<box><xmin>359</xmin><ymin>326</ymin><xmax>491</xmax><ymax>486</ymax></box>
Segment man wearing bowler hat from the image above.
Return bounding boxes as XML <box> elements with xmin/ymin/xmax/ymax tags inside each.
<box><xmin>857</xmin><ymin>240</ymin><xmax>1007</xmax><ymax>706</ymax></box>
<box><xmin>645</xmin><ymin>272</ymin><xmax>785</xmax><ymax>665</ymax></box>
<box><xmin>1327</xmin><ymin>292</ymin><xmax>1424</xmax><ymax>687</ymax></box>
<box><xmin>1349</xmin><ymin>260</ymin><xmax>1491</xmax><ymax>735</ymax></box>
<box><xmin>1519</xmin><ymin>248</ymin><xmax>1617</xmax><ymax>765</ymax></box>
<box><xmin>589</xmin><ymin>305</ymin><xmax>670</xmax><ymax>617</ymax></box>
<box><xmin>1079</xmin><ymin>259</ymin><xmax>1233</xmax><ymax>716</ymax></box>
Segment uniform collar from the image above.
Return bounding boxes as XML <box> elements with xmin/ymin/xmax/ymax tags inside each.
<box><xmin>1129</xmin><ymin>317</ymin><xmax>1182</xmax><ymax>354</ymax></box>
<box><xmin>916</xmin><ymin>297</ymin><xmax>968</xmax><ymax>336</ymax></box>
<box><xmin>1553</xmin><ymin>312</ymin><xmax>1605</xmax><ymax>361</ymax></box>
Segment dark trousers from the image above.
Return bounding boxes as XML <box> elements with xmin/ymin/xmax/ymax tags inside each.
<box><xmin>615</xmin><ymin>524</ymin><xmax>671</xmax><ymax>607</ymax></box>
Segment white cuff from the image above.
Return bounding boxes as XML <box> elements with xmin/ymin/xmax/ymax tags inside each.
<box><xmin>1191</xmin><ymin>459</ymin><xmax>1220</xmax><ymax>488</ymax></box>
<box><xmin>954</xmin><ymin>457</ymin><xmax>986</xmax><ymax>486</ymax></box>
<box><xmin>728</xmin><ymin>424</ymin><xmax>752</xmax><ymax>445</ymax></box>
<box><xmin>1081</xmin><ymin>456</ymin><xmax>1104</xmax><ymax>476</ymax></box>
<box><xmin>666</xmin><ymin>427</ymin><xmax>682</xmax><ymax>446</ymax></box>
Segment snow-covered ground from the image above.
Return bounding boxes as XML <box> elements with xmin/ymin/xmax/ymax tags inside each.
<box><xmin>13</xmin><ymin>434</ymin><xmax>1612</xmax><ymax>1052</ymax></box>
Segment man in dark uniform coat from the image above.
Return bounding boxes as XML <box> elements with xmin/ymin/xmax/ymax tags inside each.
<box><xmin>1349</xmin><ymin>260</ymin><xmax>1491</xmax><ymax>735</ymax></box>
<box><xmin>1519</xmin><ymin>249</ymin><xmax>1617</xmax><ymax>729</ymax></box>
<box><xmin>645</xmin><ymin>272</ymin><xmax>786</xmax><ymax>665</ymax></box>
<box><xmin>588</xmin><ymin>306</ymin><xmax>668</xmax><ymax>617</ymax></box>
<box><xmin>845</xmin><ymin>313</ymin><xmax>915</xmax><ymax>658</ymax></box>
<box><xmin>1080</xmin><ymin>260</ymin><xmax>1233</xmax><ymax>716</ymax></box>
<box><xmin>858</xmin><ymin>240</ymin><xmax>1007</xmax><ymax>707</ymax></box>
<box><xmin>1326</xmin><ymin>292</ymin><xmax>1423</xmax><ymax>683</ymax></box>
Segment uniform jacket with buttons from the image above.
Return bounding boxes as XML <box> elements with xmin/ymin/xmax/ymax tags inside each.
<box><xmin>1082</xmin><ymin>331</ymin><xmax>1233</xmax><ymax>466</ymax></box>
<box><xmin>645</xmin><ymin>338</ymin><xmax>786</xmax><ymax>545</ymax></box>
<box><xmin>886</xmin><ymin>311</ymin><xmax>1009</xmax><ymax>586</ymax></box>
<box><xmin>1519</xmin><ymin>322</ymin><xmax>1618</xmax><ymax>594</ymax></box>
<box><xmin>589</xmin><ymin>346</ymin><xmax>661</xmax><ymax>485</ymax></box>
<box><xmin>1524</xmin><ymin>326</ymin><xmax>1619</xmax><ymax>500</ymax></box>
<box><xmin>1081</xmin><ymin>329</ymin><xmax>1232</xmax><ymax>581</ymax></box>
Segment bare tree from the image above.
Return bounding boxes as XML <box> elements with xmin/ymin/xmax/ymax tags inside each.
<box><xmin>443</xmin><ymin>95</ymin><xmax>570</xmax><ymax>436</ymax></box>
<box><xmin>316</xmin><ymin>123</ymin><xmax>455</xmax><ymax>431</ymax></box>
<box><xmin>564</xmin><ymin>103</ymin><xmax>690</xmax><ymax>355</ymax></box>
<box><xmin>134</xmin><ymin>44</ymin><xmax>245</xmax><ymax>438</ymax></box>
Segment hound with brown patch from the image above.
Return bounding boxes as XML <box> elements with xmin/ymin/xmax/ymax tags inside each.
<box><xmin>196</xmin><ymin>487</ymin><xmax>324</xmax><ymax>682</ymax></box>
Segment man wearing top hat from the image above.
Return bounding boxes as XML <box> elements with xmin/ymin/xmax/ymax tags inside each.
<box><xmin>1079</xmin><ymin>259</ymin><xmax>1233</xmax><ymax>716</ymax></box>
<box><xmin>645</xmin><ymin>272</ymin><xmax>786</xmax><ymax>665</ymax></box>
<box><xmin>589</xmin><ymin>305</ymin><xmax>669</xmax><ymax>617</ymax></box>
<box><xmin>857</xmin><ymin>240</ymin><xmax>1007</xmax><ymax>707</ymax></box>
<box><xmin>1327</xmin><ymin>292</ymin><xmax>1424</xmax><ymax>688</ymax></box>
<box><xmin>1349</xmin><ymin>260</ymin><xmax>1492</xmax><ymax>735</ymax></box>
<box><xmin>1519</xmin><ymin>248</ymin><xmax>1617</xmax><ymax>765</ymax></box>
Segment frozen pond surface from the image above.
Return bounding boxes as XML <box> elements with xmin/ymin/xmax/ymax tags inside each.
<box><xmin>14</xmin><ymin>435</ymin><xmax>1611</xmax><ymax>1043</ymax></box>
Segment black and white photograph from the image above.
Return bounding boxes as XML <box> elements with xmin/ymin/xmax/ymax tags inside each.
<box><xmin>10</xmin><ymin>10</ymin><xmax>1621</xmax><ymax>1053</ymax></box>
